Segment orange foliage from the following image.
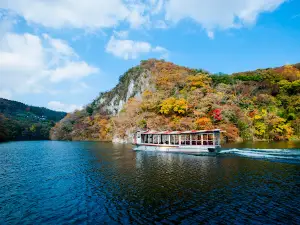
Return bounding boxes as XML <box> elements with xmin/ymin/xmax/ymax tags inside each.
<box><xmin>276</xmin><ymin>65</ymin><xmax>300</xmax><ymax>81</ymax></box>
<box><xmin>151</xmin><ymin>61</ymin><xmax>192</xmax><ymax>91</ymax></box>
<box><xmin>194</xmin><ymin>117</ymin><xmax>213</xmax><ymax>130</ymax></box>
<box><xmin>220</xmin><ymin>124</ymin><xmax>239</xmax><ymax>142</ymax></box>
<box><xmin>98</xmin><ymin>118</ymin><xmax>111</xmax><ymax>140</ymax></box>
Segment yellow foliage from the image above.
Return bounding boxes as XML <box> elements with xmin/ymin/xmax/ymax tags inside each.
<box><xmin>173</xmin><ymin>98</ymin><xmax>188</xmax><ymax>114</ymax></box>
<box><xmin>281</xmin><ymin>65</ymin><xmax>300</xmax><ymax>81</ymax></box>
<box><xmin>254</xmin><ymin>122</ymin><xmax>266</xmax><ymax>137</ymax></box>
<box><xmin>186</xmin><ymin>74</ymin><xmax>212</xmax><ymax>89</ymax></box>
<box><xmin>142</xmin><ymin>90</ymin><xmax>153</xmax><ymax>99</ymax></box>
<box><xmin>254</xmin><ymin>109</ymin><xmax>267</xmax><ymax>120</ymax></box>
<box><xmin>159</xmin><ymin>97</ymin><xmax>188</xmax><ymax>115</ymax></box>
<box><xmin>159</xmin><ymin>97</ymin><xmax>176</xmax><ymax>115</ymax></box>
<box><xmin>254</xmin><ymin>115</ymin><xmax>262</xmax><ymax>120</ymax></box>
<box><xmin>269</xmin><ymin>117</ymin><xmax>294</xmax><ymax>140</ymax></box>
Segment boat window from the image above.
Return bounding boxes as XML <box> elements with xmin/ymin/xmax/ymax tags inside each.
<box><xmin>197</xmin><ymin>134</ymin><xmax>202</xmax><ymax>145</ymax></box>
<box><xmin>159</xmin><ymin>135</ymin><xmax>163</xmax><ymax>144</ymax></box>
<box><xmin>208</xmin><ymin>134</ymin><xmax>214</xmax><ymax>145</ymax></box>
<box><xmin>202</xmin><ymin>133</ymin><xmax>214</xmax><ymax>145</ymax></box>
<box><xmin>170</xmin><ymin>135</ymin><xmax>175</xmax><ymax>145</ymax></box>
<box><xmin>180</xmin><ymin>135</ymin><xmax>184</xmax><ymax>145</ymax></box>
<box><xmin>214</xmin><ymin>132</ymin><xmax>220</xmax><ymax>145</ymax></box>
<box><xmin>192</xmin><ymin>134</ymin><xmax>197</xmax><ymax>145</ymax></box>
<box><xmin>148</xmin><ymin>134</ymin><xmax>153</xmax><ymax>144</ymax></box>
<box><xmin>141</xmin><ymin>132</ymin><xmax>218</xmax><ymax>145</ymax></box>
<box><xmin>180</xmin><ymin>134</ymin><xmax>188</xmax><ymax>145</ymax></box>
<box><xmin>153</xmin><ymin>135</ymin><xmax>158</xmax><ymax>144</ymax></box>
<box><xmin>174</xmin><ymin>135</ymin><xmax>179</xmax><ymax>145</ymax></box>
<box><xmin>203</xmin><ymin>134</ymin><xmax>208</xmax><ymax>145</ymax></box>
<box><xmin>187</xmin><ymin>135</ymin><xmax>191</xmax><ymax>145</ymax></box>
<box><xmin>161</xmin><ymin>135</ymin><xmax>169</xmax><ymax>144</ymax></box>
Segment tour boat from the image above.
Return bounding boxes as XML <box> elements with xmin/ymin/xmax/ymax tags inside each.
<box><xmin>132</xmin><ymin>129</ymin><xmax>221</xmax><ymax>153</ymax></box>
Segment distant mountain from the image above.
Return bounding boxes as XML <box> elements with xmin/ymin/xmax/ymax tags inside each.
<box><xmin>0</xmin><ymin>98</ymin><xmax>67</xmax><ymax>142</ymax></box>
<box><xmin>50</xmin><ymin>59</ymin><xmax>300</xmax><ymax>143</ymax></box>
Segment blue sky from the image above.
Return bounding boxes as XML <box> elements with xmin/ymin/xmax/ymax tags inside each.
<box><xmin>0</xmin><ymin>0</ymin><xmax>299</xmax><ymax>112</ymax></box>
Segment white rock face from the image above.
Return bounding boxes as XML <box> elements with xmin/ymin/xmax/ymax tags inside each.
<box><xmin>112</xmin><ymin>130</ymin><xmax>134</xmax><ymax>143</ymax></box>
<box><xmin>112</xmin><ymin>136</ymin><xmax>129</xmax><ymax>144</ymax></box>
<box><xmin>126</xmin><ymin>80</ymin><xmax>135</xmax><ymax>100</ymax></box>
<box><xmin>99</xmin><ymin>97</ymin><xmax>106</xmax><ymax>104</ymax></box>
<box><xmin>96</xmin><ymin>69</ymin><xmax>152</xmax><ymax>116</ymax></box>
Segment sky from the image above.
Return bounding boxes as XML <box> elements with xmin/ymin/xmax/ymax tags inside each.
<box><xmin>0</xmin><ymin>0</ymin><xmax>299</xmax><ymax>112</ymax></box>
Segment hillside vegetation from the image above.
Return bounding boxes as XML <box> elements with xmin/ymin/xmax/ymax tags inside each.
<box><xmin>50</xmin><ymin>59</ymin><xmax>300</xmax><ymax>142</ymax></box>
<box><xmin>0</xmin><ymin>98</ymin><xmax>66</xmax><ymax>142</ymax></box>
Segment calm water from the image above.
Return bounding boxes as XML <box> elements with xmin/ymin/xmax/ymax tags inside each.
<box><xmin>0</xmin><ymin>141</ymin><xmax>300</xmax><ymax>224</ymax></box>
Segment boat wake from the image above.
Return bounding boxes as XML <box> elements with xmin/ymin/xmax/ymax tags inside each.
<box><xmin>219</xmin><ymin>148</ymin><xmax>300</xmax><ymax>164</ymax></box>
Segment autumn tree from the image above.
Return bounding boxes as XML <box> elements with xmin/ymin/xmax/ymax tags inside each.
<box><xmin>159</xmin><ymin>97</ymin><xmax>188</xmax><ymax>115</ymax></box>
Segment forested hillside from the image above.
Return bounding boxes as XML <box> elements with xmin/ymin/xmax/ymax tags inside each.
<box><xmin>0</xmin><ymin>98</ymin><xmax>66</xmax><ymax>142</ymax></box>
<box><xmin>50</xmin><ymin>59</ymin><xmax>300</xmax><ymax>143</ymax></box>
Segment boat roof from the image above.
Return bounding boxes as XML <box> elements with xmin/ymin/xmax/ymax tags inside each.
<box><xmin>140</xmin><ymin>129</ymin><xmax>221</xmax><ymax>135</ymax></box>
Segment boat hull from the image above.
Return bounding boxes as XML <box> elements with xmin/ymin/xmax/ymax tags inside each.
<box><xmin>133</xmin><ymin>144</ymin><xmax>220</xmax><ymax>153</ymax></box>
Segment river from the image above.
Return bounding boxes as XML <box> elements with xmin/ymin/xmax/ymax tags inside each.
<box><xmin>0</xmin><ymin>141</ymin><xmax>299</xmax><ymax>224</ymax></box>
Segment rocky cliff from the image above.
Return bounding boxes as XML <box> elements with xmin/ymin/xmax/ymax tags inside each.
<box><xmin>91</xmin><ymin>63</ymin><xmax>153</xmax><ymax>116</ymax></box>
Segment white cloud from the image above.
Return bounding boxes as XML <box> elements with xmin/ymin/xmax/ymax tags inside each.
<box><xmin>47</xmin><ymin>101</ymin><xmax>83</xmax><ymax>113</ymax></box>
<box><xmin>153</xmin><ymin>46</ymin><xmax>169</xmax><ymax>59</ymax></box>
<box><xmin>0</xmin><ymin>32</ymin><xmax>99</xmax><ymax>98</ymax></box>
<box><xmin>127</xmin><ymin>3</ymin><xmax>150</xmax><ymax>29</ymax></box>
<box><xmin>0</xmin><ymin>0</ymin><xmax>286</xmax><ymax>37</ymax></box>
<box><xmin>207</xmin><ymin>31</ymin><xmax>214</xmax><ymax>39</ymax></box>
<box><xmin>106</xmin><ymin>36</ymin><xmax>151</xmax><ymax>59</ymax></box>
<box><xmin>105</xmin><ymin>36</ymin><xmax>168</xmax><ymax>60</ymax></box>
<box><xmin>113</xmin><ymin>30</ymin><xmax>129</xmax><ymax>39</ymax></box>
<box><xmin>152</xmin><ymin>46</ymin><xmax>167</xmax><ymax>52</ymax></box>
<box><xmin>165</xmin><ymin>0</ymin><xmax>286</xmax><ymax>34</ymax></box>
<box><xmin>43</xmin><ymin>34</ymin><xmax>76</xmax><ymax>57</ymax></box>
<box><xmin>0</xmin><ymin>0</ymin><xmax>156</xmax><ymax>30</ymax></box>
<box><xmin>0</xmin><ymin>33</ymin><xmax>46</xmax><ymax>94</ymax></box>
<box><xmin>0</xmin><ymin>0</ymin><xmax>130</xmax><ymax>29</ymax></box>
<box><xmin>0</xmin><ymin>0</ymin><xmax>169</xmax><ymax>31</ymax></box>
<box><xmin>49</xmin><ymin>62</ymin><xmax>99</xmax><ymax>83</ymax></box>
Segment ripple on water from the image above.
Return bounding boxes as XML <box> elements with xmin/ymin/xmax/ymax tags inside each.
<box><xmin>0</xmin><ymin>141</ymin><xmax>300</xmax><ymax>224</ymax></box>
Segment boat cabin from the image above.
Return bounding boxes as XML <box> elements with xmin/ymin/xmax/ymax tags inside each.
<box><xmin>134</xmin><ymin>129</ymin><xmax>221</xmax><ymax>147</ymax></box>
